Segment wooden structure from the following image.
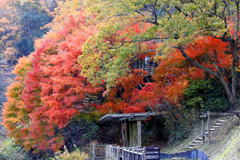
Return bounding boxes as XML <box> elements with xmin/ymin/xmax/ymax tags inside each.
<box><xmin>99</xmin><ymin>112</ymin><xmax>157</xmax><ymax>148</ymax></box>
<box><xmin>91</xmin><ymin>143</ymin><xmax>105</xmax><ymax>160</ymax></box>
<box><xmin>199</xmin><ymin>111</ymin><xmax>239</xmax><ymax>144</ymax></box>
<box><xmin>132</xmin><ymin>58</ymin><xmax>158</xmax><ymax>75</ymax></box>
<box><xmin>186</xmin><ymin>111</ymin><xmax>239</xmax><ymax>150</ymax></box>
<box><xmin>92</xmin><ymin>144</ymin><xmax>209</xmax><ymax>160</ymax></box>
<box><xmin>105</xmin><ymin>145</ymin><xmax>160</xmax><ymax>160</ymax></box>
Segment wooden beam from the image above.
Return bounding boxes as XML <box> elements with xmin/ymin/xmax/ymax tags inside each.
<box><xmin>128</xmin><ymin>117</ymin><xmax>148</xmax><ymax>121</ymax></box>
<box><xmin>137</xmin><ymin>121</ymin><xmax>142</xmax><ymax>147</ymax></box>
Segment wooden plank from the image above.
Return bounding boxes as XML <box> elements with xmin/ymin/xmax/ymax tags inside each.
<box><xmin>137</xmin><ymin>121</ymin><xmax>142</xmax><ymax>147</ymax></box>
<box><xmin>145</xmin><ymin>147</ymin><xmax>160</xmax><ymax>160</ymax></box>
<box><xmin>128</xmin><ymin>117</ymin><xmax>148</xmax><ymax>121</ymax></box>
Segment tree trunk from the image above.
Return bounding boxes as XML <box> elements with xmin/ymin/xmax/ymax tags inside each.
<box><xmin>231</xmin><ymin>1</ymin><xmax>240</xmax><ymax>98</ymax></box>
<box><xmin>219</xmin><ymin>76</ymin><xmax>238</xmax><ymax>104</ymax></box>
<box><xmin>178</xmin><ymin>46</ymin><xmax>238</xmax><ymax>105</ymax></box>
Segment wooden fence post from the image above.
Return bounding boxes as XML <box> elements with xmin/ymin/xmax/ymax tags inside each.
<box><xmin>137</xmin><ymin>121</ymin><xmax>142</xmax><ymax>147</ymax></box>
<box><xmin>201</xmin><ymin>118</ymin><xmax>205</xmax><ymax>142</ymax></box>
<box><xmin>143</xmin><ymin>147</ymin><xmax>146</xmax><ymax>160</ymax></box>
<box><xmin>91</xmin><ymin>143</ymin><xmax>96</xmax><ymax>160</ymax></box>
<box><xmin>207</xmin><ymin>111</ymin><xmax>211</xmax><ymax>144</ymax></box>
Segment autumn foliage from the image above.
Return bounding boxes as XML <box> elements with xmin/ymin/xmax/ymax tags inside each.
<box><xmin>3</xmin><ymin>13</ymin><xmax>101</xmax><ymax>151</ymax></box>
<box><xmin>2</xmin><ymin>1</ymin><xmax>236</xmax><ymax>153</ymax></box>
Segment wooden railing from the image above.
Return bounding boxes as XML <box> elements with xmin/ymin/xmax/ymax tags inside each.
<box><xmin>91</xmin><ymin>144</ymin><xmax>209</xmax><ymax>160</ymax></box>
<box><xmin>105</xmin><ymin>145</ymin><xmax>160</xmax><ymax>160</ymax></box>
<box><xmin>91</xmin><ymin>144</ymin><xmax>105</xmax><ymax>160</ymax></box>
<box><xmin>122</xmin><ymin>147</ymin><xmax>145</xmax><ymax>160</ymax></box>
<box><xmin>132</xmin><ymin>60</ymin><xmax>157</xmax><ymax>75</ymax></box>
<box><xmin>105</xmin><ymin>145</ymin><xmax>120</xmax><ymax>160</ymax></box>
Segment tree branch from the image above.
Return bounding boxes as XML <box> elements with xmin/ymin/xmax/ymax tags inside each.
<box><xmin>177</xmin><ymin>46</ymin><xmax>219</xmax><ymax>77</ymax></box>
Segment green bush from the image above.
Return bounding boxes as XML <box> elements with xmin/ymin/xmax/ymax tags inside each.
<box><xmin>52</xmin><ymin>147</ymin><xmax>88</xmax><ymax>160</ymax></box>
<box><xmin>61</xmin><ymin>119</ymin><xmax>99</xmax><ymax>152</ymax></box>
<box><xmin>164</xmin><ymin>108</ymin><xmax>198</xmax><ymax>145</ymax></box>
<box><xmin>0</xmin><ymin>138</ymin><xmax>29</xmax><ymax>160</ymax></box>
<box><xmin>183</xmin><ymin>79</ymin><xmax>229</xmax><ymax>112</ymax></box>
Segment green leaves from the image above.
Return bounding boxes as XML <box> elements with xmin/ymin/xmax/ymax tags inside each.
<box><xmin>183</xmin><ymin>79</ymin><xmax>228</xmax><ymax>112</ymax></box>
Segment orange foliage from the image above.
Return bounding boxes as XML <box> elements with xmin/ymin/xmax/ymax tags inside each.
<box><xmin>153</xmin><ymin>36</ymin><xmax>230</xmax><ymax>105</ymax></box>
<box><xmin>98</xmin><ymin>69</ymin><xmax>163</xmax><ymax>113</ymax></box>
<box><xmin>4</xmin><ymin>14</ymin><xmax>102</xmax><ymax>152</ymax></box>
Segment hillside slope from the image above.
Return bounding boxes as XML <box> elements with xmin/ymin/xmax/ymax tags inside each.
<box><xmin>162</xmin><ymin>115</ymin><xmax>240</xmax><ymax>159</ymax></box>
<box><xmin>210</xmin><ymin>126</ymin><xmax>240</xmax><ymax>160</ymax></box>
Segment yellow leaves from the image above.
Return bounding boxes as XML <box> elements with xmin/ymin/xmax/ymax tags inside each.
<box><xmin>236</xmin><ymin>66</ymin><xmax>240</xmax><ymax>72</ymax></box>
<box><xmin>13</xmin><ymin>57</ymin><xmax>32</xmax><ymax>76</ymax></box>
<box><xmin>47</xmin><ymin>0</ymin><xmax>83</xmax><ymax>30</ymax></box>
<box><xmin>0</xmin><ymin>17</ymin><xmax>10</xmax><ymax>23</ymax></box>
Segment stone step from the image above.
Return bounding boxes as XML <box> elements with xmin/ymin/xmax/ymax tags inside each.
<box><xmin>195</xmin><ymin>137</ymin><xmax>203</xmax><ymax>141</ymax></box>
<box><xmin>210</xmin><ymin>128</ymin><xmax>215</xmax><ymax>131</ymax></box>
<box><xmin>186</xmin><ymin>146</ymin><xmax>193</xmax><ymax>150</ymax></box>
<box><xmin>215</xmin><ymin>122</ymin><xmax>224</xmax><ymax>126</ymax></box>
<box><xmin>192</xmin><ymin>140</ymin><xmax>202</xmax><ymax>144</ymax></box>
<box><xmin>204</xmin><ymin>129</ymin><xmax>215</xmax><ymax>135</ymax></box>
<box><xmin>218</xmin><ymin>119</ymin><xmax>226</xmax><ymax>123</ymax></box>
<box><xmin>185</xmin><ymin>118</ymin><xmax>230</xmax><ymax>151</ymax></box>
<box><xmin>186</xmin><ymin>146</ymin><xmax>195</xmax><ymax>150</ymax></box>
<box><xmin>213</xmin><ymin>124</ymin><xmax>223</xmax><ymax>127</ymax></box>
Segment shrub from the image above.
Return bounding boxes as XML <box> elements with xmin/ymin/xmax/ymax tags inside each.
<box><xmin>164</xmin><ymin>108</ymin><xmax>198</xmax><ymax>145</ymax></box>
<box><xmin>61</xmin><ymin>119</ymin><xmax>99</xmax><ymax>152</ymax></box>
<box><xmin>0</xmin><ymin>138</ymin><xmax>29</xmax><ymax>160</ymax></box>
<box><xmin>184</xmin><ymin>79</ymin><xmax>229</xmax><ymax>112</ymax></box>
<box><xmin>53</xmin><ymin>147</ymin><xmax>88</xmax><ymax>160</ymax></box>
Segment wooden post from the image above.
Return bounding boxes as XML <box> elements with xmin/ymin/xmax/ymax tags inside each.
<box><xmin>129</xmin><ymin>121</ymin><xmax>138</xmax><ymax>147</ymax></box>
<box><xmin>92</xmin><ymin>143</ymin><xmax>96</xmax><ymax>160</ymax></box>
<box><xmin>137</xmin><ymin>121</ymin><xmax>142</xmax><ymax>147</ymax></box>
<box><xmin>201</xmin><ymin>118</ymin><xmax>204</xmax><ymax>142</ymax></box>
<box><xmin>121</xmin><ymin>121</ymin><xmax>126</xmax><ymax>146</ymax></box>
<box><xmin>143</xmin><ymin>147</ymin><xmax>146</xmax><ymax>160</ymax></box>
<box><xmin>207</xmin><ymin>111</ymin><xmax>210</xmax><ymax>144</ymax></box>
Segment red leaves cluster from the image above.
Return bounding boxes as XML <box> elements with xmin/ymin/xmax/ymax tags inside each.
<box><xmin>98</xmin><ymin>36</ymin><xmax>231</xmax><ymax>113</ymax></box>
<box><xmin>153</xmin><ymin>36</ymin><xmax>230</xmax><ymax>105</ymax></box>
<box><xmin>186</xmin><ymin>36</ymin><xmax>231</xmax><ymax>69</ymax></box>
<box><xmin>5</xmin><ymin>15</ymin><xmax>102</xmax><ymax>151</ymax></box>
<box><xmin>98</xmin><ymin>69</ymin><xmax>159</xmax><ymax>113</ymax></box>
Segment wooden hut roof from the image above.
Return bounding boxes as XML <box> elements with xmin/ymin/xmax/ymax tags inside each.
<box><xmin>99</xmin><ymin>112</ymin><xmax>158</xmax><ymax>123</ymax></box>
